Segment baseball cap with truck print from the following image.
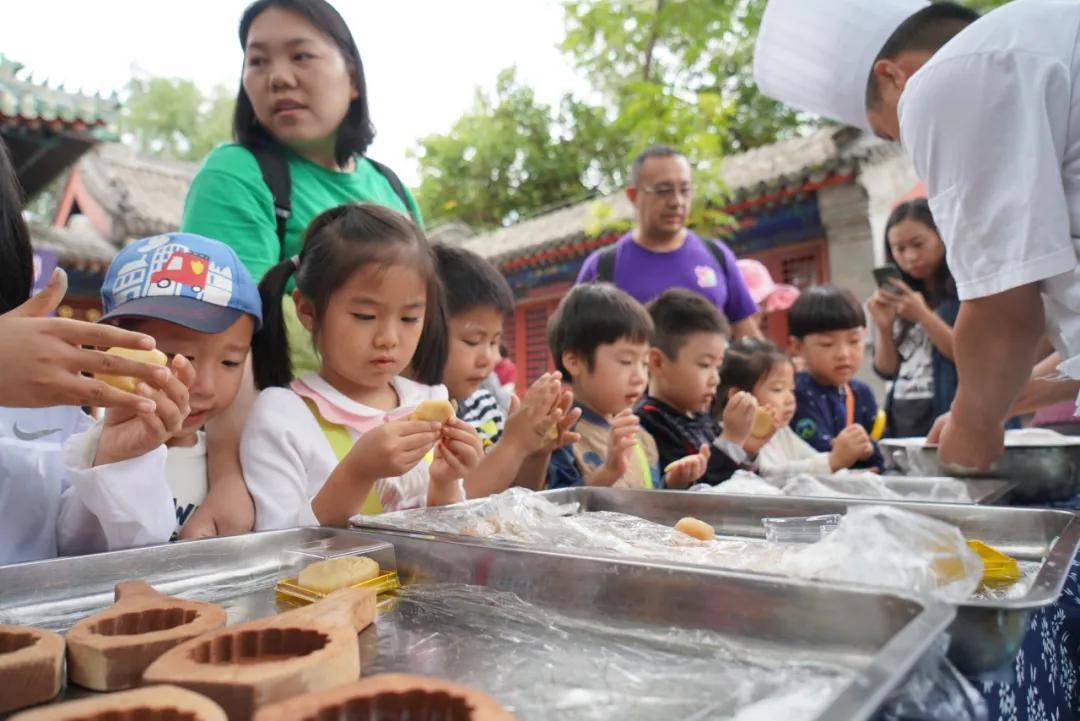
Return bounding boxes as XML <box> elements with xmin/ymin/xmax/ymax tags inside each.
<box><xmin>100</xmin><ymin>233</ymin><xmax>262</xmax><ymax>333</ymax></box>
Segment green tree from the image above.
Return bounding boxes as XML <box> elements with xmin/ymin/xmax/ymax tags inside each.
<box><xmin>412</xmin><ymin>68</ymin><xmax>591</xmax><ymax>229</ymax></box>
<box><xmin>120</xmin><ymin>76</ymin><xmax>233</xmax><ymax>161</ymax></box>
<box><xmin>416</xmin><ymin>0</ymin><xmax>1012</xmax><ymax>230</ymax></box>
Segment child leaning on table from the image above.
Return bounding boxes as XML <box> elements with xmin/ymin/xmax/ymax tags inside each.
<box><xmin>787</xmin><ymin>285</ymin><xmax>884</xmax><ymax>470</ymax></box>
<box><xmin>635</xmin><ymin>289</ymin><xmax>759</xmax><ymax>487</ymax></box>
<box><xmin>98</xmin><ymin>233</ymin><xmax>264</xmax><ymax>539</ymax></box>
<box><xmin>433</xmin><ymin>245</ymin><xmax>581</xmax><ymax>498</ymax></box>
<box><xmin>545</xmin><ymin>283</ymin><xmax>709</xmax><ymax>489</ymax></box>
<box><xmin>241</xmin><ymin>204</ymin><xmax>484</xmax><ymax>530</ymax></box>
<box><xmin>719</xmin><ymin>338</ymin><xmax>873</xmax><ymax>476</ymax></box>
<box><xmin>0</xmin><ymin>153</ymin><xmax>198</xmax><ymax>563</ymax></box>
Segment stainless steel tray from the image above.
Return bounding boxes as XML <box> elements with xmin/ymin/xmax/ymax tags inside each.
<box><xmin>0</xmin><ymin>528</ymin><xmax>954</xmax><ymax>721</ymax></box>
<box><xmin>881</xmin><ymin>438</ymin><xmax>1080</xmax><ymax>502</ymax></box>
<box><xmin>355</xmin><ymin>488</ymin><xmax>1080</xmax><ymax>675</ymax></box>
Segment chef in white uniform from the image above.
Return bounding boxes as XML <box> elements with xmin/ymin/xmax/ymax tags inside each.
<box><xmin>754</xmin><ymin>0</ymin><xmax>1080</xmax><ymax>469</ymax></box>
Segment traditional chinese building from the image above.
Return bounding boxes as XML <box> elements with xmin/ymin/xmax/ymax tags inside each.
<box><xmin>38</xmin><ymin>143</ymin><xmax>197</xmax><ymax>319</ymax></box>
<box><xmin>459</xmin><ymin>127</ymin><xmax>919</xmax><ymax>389</ymax></box>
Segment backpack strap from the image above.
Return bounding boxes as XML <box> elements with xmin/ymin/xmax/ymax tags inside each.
<box><xmin>366</xmin><ymin>157</ymin><xmax>420</xmax><ymax>224</ymax></box>
<box><xmin>300</xmin><ymin>397</ymin><xmax>384</xmax><ymax>516</ymax></box>
<box><xmin>700</xmin><ymin>237</ymin><xmax>729</xmax><ymax>276</ymax></box>
<box><xmin>245</xmin><ymin>141</ymin><xmax>292</xmax><ymax>260</ymax></box>
<box><xmin>595</xmin><ymin>244</ymin><xmax>618</xmax><ymax>283</ymax></box>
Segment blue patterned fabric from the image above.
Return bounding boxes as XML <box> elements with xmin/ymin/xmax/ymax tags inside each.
<box><xmin>981</xmin><ymin>493</ymin><xmax>1080</xmax><ymax>721</ymax></box>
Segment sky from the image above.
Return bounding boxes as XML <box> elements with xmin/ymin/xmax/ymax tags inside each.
<box><xmin>0</xmin><ymin>0</ymin><xmax>590</xmax><ymax>185</ymax></box>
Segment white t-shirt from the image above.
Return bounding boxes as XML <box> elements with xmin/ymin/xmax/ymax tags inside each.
<box><xmin>241</xmin><ymin>373</ymin><xmax>459</xmax><ymax>531</ymax></box>
<box><xmin>166</xmin><ymin>431</ymin><xmax>207</xmax><ymax>540</ymax></box>
<box><xmin>0</xmin><ymin>406</ymin><xmax>173</xmax><ymax>564</ymax></box>
<box><xmin>898</xmin><ymin>0</ymin><xmax>1080</xmax><ymax>376</ymax></box>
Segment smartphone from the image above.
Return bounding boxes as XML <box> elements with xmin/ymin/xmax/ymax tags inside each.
<box><xmin>872</xmin><ymin>265</ymin><xmax>903</xmax><ymax>290</ymax></box>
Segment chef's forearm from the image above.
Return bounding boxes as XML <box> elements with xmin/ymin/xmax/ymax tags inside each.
<box><xmin>951</xmin><ymin>284</ymin><xmax>1044</xmax><ymax>425</ymax></box>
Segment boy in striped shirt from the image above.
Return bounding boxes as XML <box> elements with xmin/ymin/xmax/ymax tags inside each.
<box><xmin>434</xmin><ymin>245</ymin><xmax>580</xmax><ymax>498</ymax></box>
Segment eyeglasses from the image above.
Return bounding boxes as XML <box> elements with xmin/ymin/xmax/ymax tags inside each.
<box><xmin>641</xmin><ymin>184</ymin><xmax>694</xmax><ymax>199</ymax></box>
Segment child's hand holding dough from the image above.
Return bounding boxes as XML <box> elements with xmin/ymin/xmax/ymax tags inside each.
<box><xmin>663</xmin><ymin>444</ymin><xmax>711</xmax><ymax>489</ymax></box>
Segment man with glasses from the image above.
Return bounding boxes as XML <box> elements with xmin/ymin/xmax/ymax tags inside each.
<box><xmin>576</xmin><ymin>146</ymin><xmax>762</xmax><ymax>339</ymax></box>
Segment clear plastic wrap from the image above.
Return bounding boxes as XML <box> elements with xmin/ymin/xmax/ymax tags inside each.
<box><xmin>777</xmin><ymin>506</ymin><xmax>983</xmax><ymax>603</ymax></box>
<box><xmin>365</xmin><ymin>490</ymin><xmax>986</xmax><ymax>601</ymax></box>
<box><xmin>696</xmin><ymin>469</ymin><xmax>972</xmax><ymax>502</ymax></box>
<box><xmin>878</xmin><ymin>635</ymin><xmax>988</xmax><ymax>721</ymax></box>
<box><xmin>365</xmin><ymin>582</ymin><xmax>858</xmax><ymax>721</ymax></box>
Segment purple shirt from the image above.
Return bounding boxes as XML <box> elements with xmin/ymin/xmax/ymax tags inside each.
<box><xmin>576</xmin><ymin>232</ymin><xmax>758</xmax><ymax>324</ymax></box>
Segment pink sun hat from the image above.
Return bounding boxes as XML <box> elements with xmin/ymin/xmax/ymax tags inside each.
<box><xmin>737</xmin><ymin>259</ymin><xmax>800</xmax><ymax>313</ymax></box>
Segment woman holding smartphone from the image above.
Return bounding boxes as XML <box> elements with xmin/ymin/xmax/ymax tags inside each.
<box><xmin>867</xmin><ymin>199</ymin><xmax>959</xmax><ymax>438</ymax></box>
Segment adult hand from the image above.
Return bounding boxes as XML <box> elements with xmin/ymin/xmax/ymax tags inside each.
<box><xmin>866</xmin><ymin>289</ymin><xmax>898</xmax><ymax>329</ymax></box>
<box><xmin>0</xmin><ymin>269</ymin><xmax>168</xmax><ymax>411</ymax></box>
<box><xmin>95</xmin><ymin>354</ymin><xmax>195</xmax><ymax>467</ymax></box>
<box><xmin>882</xmin><ymin>280</ymin><xmax>931</xmax><ymax>324</ymax></box>
<box><xmin>934</xmin><ymin>408</ymin><xmax>1004</xmax><ymax>470</ymax></box>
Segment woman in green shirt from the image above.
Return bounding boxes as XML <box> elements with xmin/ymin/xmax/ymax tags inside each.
<box><xmin>180</xmin><ymin>0</ymin><xmax>422</xmax><ymax>538</ymax></box>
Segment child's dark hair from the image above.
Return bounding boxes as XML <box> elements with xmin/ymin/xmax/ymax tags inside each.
<box><xmin>647</xmin><ymin>289</ymin><xmax>730</xmax><ymax>360</ymax></box>
<box><xmin>787</xmin><ymin>284</ymin><xmax>866</xmax><ymax>339</ymax></box>
<box><xmin>0</xmin><ymin>137</ymin><xmax>32</xmax><ymax>314</ymax></box>
<box><xmin>432</xmin><ymin>244</ymin><xmax>514</xmax><ymax>317</ymax></box>
<box><xmin>547</xmin><ymin>283</ymin><xmax>653</xmax><ymax>378</ymax></box>
<box><xmin>253</xmin><ymin>203</ymin><xmax>447</xmax><ymax>389</ymax></box>
<box><xmin>719</xmin><ymin>338</ymin><xmax>792</xmax><ymax>398</ymax></box>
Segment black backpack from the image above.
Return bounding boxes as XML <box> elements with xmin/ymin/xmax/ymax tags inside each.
<box><xmin>594</xmin><ymin>235</ymin><xmax>729</xmax><ymax>282</ymax></box>
<box><xmin>244</xmin><ymin>140</ymin><xmax>415</xmax><ymax>259</ymax></box>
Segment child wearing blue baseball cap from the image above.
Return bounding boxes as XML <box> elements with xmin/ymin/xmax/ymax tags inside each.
<box><xmin>99</xmin><ymin>232</ymin><xmax>263</xmax><ymax>539</ymax></box>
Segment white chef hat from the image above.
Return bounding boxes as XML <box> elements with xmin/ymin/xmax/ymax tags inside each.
<box><xmin>753</xmin><ymin>0</ymin><xmax>928</xmax><ymax>131</ymax></box>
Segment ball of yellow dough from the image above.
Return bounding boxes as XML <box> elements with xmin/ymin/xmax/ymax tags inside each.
<box><xmin>297</xmin><ymin>555</ymin><xmax>380</xmax><ymax>594</ymax></box>
<box><xmin>674</xmin><ymin>517</ymin><xmax>716</xmax><ymax>541</ymax></box>
<box><xmin>94</xmin><ymin>347</ymin><xmax>168</xmax><ymax>393</ymax></box>
<box><xmin>408</xmin><ymin>399</ymin><xmax>455</xmax><ymax>424</ymax></box>
<box><xmin>750</xmin><ymin>407</ymin><xmax>776</xmax><ymax>439</ymax></box>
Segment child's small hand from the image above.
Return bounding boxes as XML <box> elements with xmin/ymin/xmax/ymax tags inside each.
<box><xmin>743</xmin><ymin>403</ymin><xmax>781</xmax><ymax>455</ymax></box>
<box><xmin>429</xmin><ymin>417</ymin><xmax>485</xmax><ymax>486</ymax></box>
<box><xmin>829</xmin><ymin>424</ymin><xmax>875</xmax><ymax>470</ymax></box>
<box><xmin>502</xmin><ymin>372</ymin><xmax>563</xmax><ymax>454</ymax></box>
<box><xmin>95</xmin><ymin>354</ymin><xmax>194</xmax><ymax>467</ymax></box>
<box><xmin>346</xmin><ymin>419</ymin><xmax>441</xmax><ymax>480</ymax></box>
<box><xmin>539</xmin><ymin>389</ymin><xmax>582</xmax><ymax>453</ymax></box>
<box><xmin>592</xmin><ymin>409</ymin><xmax>639</xmax><ymax>485</ymax></box>
<box><xmin>663</xmin><ymin>444</ymin><xmax>710</xmax><ymax>489</ymax></box>
<box><xmin>720</xmin><ymin>391</ymin><xmax>758</xmax><ymax>448</ymax></box>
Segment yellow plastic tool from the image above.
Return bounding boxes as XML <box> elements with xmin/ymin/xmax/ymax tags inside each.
<box><xmin>967</xmin><ymin>540</ymin><xmax>1022</xmax><ymax>588</ymax></box>
<box><xmin>276</xmin><ymin>570</ymin><xmax>401</xmax><ymax>608</ymax></box>
<box><xmin>870</xmin><ymin>409</ymin><xmax>887</xmax><ymax>441</ymax></box>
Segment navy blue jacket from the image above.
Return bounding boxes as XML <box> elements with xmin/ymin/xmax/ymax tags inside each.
<box><xmin>791</xmin><ymin>372</ymin><xmax>884</xmax><ymax>470</ymax></box>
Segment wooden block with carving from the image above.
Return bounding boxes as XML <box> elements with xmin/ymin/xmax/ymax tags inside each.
<box><xmin>0</xmin><ymin>624</ymin><xmax>64</xmax><ymax>713</ymax></box>
<box><xmin>94</xmin><ymin>347</ymin><xmax>168</xmax><ymax>393</ymax></box>
<box><xmin>297</xmin><ymin>555</ymin><xmax>380</xmax><ymax>594</ymax></box>
<box><xmin>408</xmin><ymin>399</ymin><xmax>455</xmax><ymax>424</ymax></box>
<box><xmin>9</xmin><ymin>685</ymin><xmax>227</xmax><ymax>721</ymax></box>
<box><xmin>65</xmin><ymin>580</ymin><xmax>226</xmax><ymax>692</ymax></box>
<box><xmin>253</xmin><ymin>673</ymin><xmax>515</xmax><ymax>721</ymax></box>
<box><xmin>675</xmin><ymin>517</ymin><xmax>716</xmax><ymax>541</ymax></box>
<box><xmin>143</xmin><ymin>586</ymin><xmax>376</xmax><ymax>721</ymax></box>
